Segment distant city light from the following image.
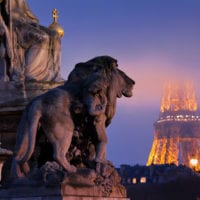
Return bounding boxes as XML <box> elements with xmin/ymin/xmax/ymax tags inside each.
<box><xmin>140</xmin><ymin>177</ymin><xmax>146</xmax><ymax>183</ymax></box>
<box><xmin>132</xmin><ymin>178</ymin><xmax>137</xmax><ymax>184</ymax></box>
<box><xmin>190</xmin><ymin>158</ymin><xmax>198</xmax><ymax>171</ymax></box>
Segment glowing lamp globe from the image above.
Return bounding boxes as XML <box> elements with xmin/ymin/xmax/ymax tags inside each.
<box><xmin>190</xmin><ymin>158</ymin><xmax>198</xmax><ymax>167</ymax></box>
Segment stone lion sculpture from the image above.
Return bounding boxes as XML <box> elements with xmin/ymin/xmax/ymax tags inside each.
<box><xmin>67</xmin><ymin>56</ymin><xmax>135</xmax><ymax>163</ymax></box>
<box><xmin>10</xmin><ymin>56</ymin><xmax>135</xmax><ymax>179</ymax></box>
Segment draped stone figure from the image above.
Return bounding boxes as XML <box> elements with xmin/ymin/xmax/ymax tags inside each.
<box><xmin>0</xmin><ymin>0</ymin><xmax>62</xmax><ymax>82</ymax></box>
<box><xmin>5</xmin><ymin>0</ymin><xmax>38</xmax><ymax>23</ymax></box>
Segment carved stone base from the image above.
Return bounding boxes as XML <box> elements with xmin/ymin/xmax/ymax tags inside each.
<box><xmin>61</xmin><ymin>185</ymin><xmax>126</xmax><ymax>198</ymax></box>
<box><xmin>0</xmin><ymin>161</ymin><xmax>129</xmax><ymax>200</ymax></box>
<box><xmin>0</xmin><ymin>185</ymin><xmax>129</xmax><ymax>200</ymax></box>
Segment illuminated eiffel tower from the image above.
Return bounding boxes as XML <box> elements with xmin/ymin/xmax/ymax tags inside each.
<box><xmin>147</xmin><ymin>81</ymin><xmax>200</xmax><ymax>171</ymax></box>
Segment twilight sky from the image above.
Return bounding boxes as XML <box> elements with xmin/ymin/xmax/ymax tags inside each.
<box><xmin>28</xmin><ymin>0</ymin><xmax>200</xmax><ymax>167</ymax></box>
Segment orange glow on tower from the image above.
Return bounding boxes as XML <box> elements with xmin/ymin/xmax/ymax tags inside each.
<box><xmin>160</xmin><ymin>81</ymin><xmax>198</xmax><ymax>113</ymax></box>
<box><xmin>147</xmin><ymin>81</ymin><xmax>200</xmax><ymax>171</ymax></box>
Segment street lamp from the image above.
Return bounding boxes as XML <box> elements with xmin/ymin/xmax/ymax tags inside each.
<box><xmin>190</xmin><ymin>157</ymin><xmax>198</xmax><ymax>171</ymax></box>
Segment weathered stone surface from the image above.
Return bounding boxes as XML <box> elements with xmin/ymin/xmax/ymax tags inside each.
<box><xmin>5</xmin><ymin>161</ymin><xmax>126</xmax><ymax>198</ymax></box>
<box><xmin>0</xmin><ymin>81</ymin><xmax>64</xmax><ymax>112</ymax></box>
<box><xmin>0</xmin><ymin>186</ymin><xmax>61</xmax><ymax>199</ymax></box>
<box><xmin>0</xmin><ymin>81</ymin><xmax>64</xmax><ymax>150</ymax></box>
<box><xmin>0</xmin><ymin>81</ymin><xmax>64</xmax><ymax>183</ymax></box>
<box><xmin>0</xmin><ymin>81</ymin><xmax>64</xmax><ymax>153</ymax></box>
<box><xmin>0</xmin><ymin>185</ymin><xmax>129</xmax><ymax>200</ymax></box>
<box><xmin>61</xmin><ymin>185</ymin><xmax>126</xmax><ymax>198</ymax></box>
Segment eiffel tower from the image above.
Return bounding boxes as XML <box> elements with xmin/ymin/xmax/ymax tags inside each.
<box><xmin>147</xmin><ymin>81</ymin><xmax>200</xmax><ymax>171</ymax></box>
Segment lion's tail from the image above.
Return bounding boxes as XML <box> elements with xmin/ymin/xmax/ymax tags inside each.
<box><xmin>10</xmin><ymin>101</ymin><xmax>41</xmax><ymax>178</ymax></box>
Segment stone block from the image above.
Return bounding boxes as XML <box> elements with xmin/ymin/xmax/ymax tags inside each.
<box><xmin>0</xmin><ymin>185</ymin><xmax>130</xmax><ymax>200</ymax></box>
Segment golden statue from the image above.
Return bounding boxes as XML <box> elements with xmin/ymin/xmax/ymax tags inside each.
<box><xmin>53</xmin><ymin>9</ymin><xmax>58</xmax><ymax>23</ymax></box>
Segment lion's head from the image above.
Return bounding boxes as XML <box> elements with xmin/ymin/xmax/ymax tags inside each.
<box><xmin>66</xmin><ymin>55</ymin><xmax>135</xmax><ymax>121</ymax></box>
<box><xmin>115</xmin><ymin>68</ymin><xmax>135</xmax><ymax>98</ymax></box>
<box><xmin>67</xmin><ymin>56</ymin><xmax>118</xmax><ymax>84</ymax></box>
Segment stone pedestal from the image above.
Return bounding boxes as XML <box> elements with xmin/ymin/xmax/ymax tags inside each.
<box><xmin>61</xmin><ymin>184</ymin><xmax>127</xmax><ymax>198</ymax></box>
<box><xmin>0</xmin><ymin>81</ymin><xmax>64</xmax><ymax>151</ymax></box>
<box><xmin>0</xmin><ymin>185</ymin><xmax>130</xmax><ymax>200</ymax></box>
<box><xmin>0</xmin><ymin>163</ymin><xmax>129</xmax><ymax>199</ymax></box>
